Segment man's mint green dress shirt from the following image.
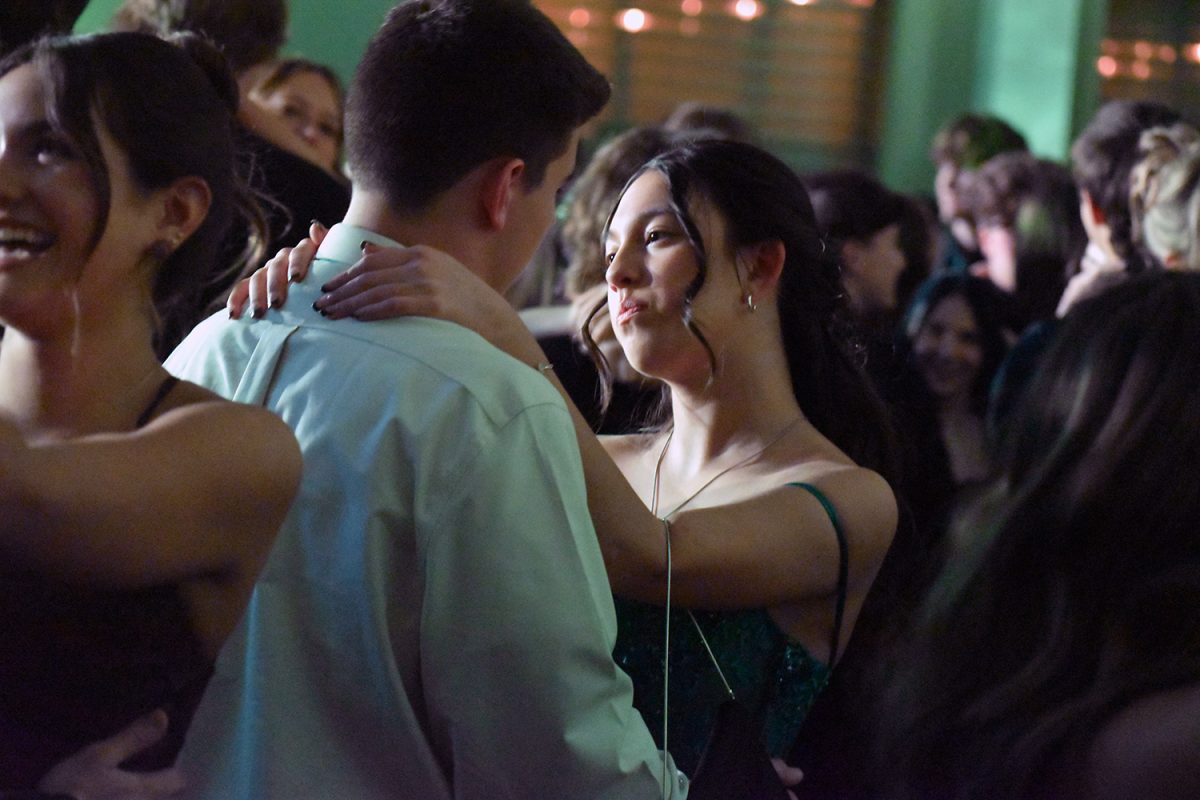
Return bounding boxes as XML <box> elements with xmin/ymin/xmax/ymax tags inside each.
<box><xmin>166</xmin><ymin>224</ymin><xmax>684</xmax><ymax>799</ymax></box>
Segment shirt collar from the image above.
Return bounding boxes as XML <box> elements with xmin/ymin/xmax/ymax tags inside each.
<box><xmin>314</xmin><ymin>223</ymin><xmax>406</xmax><ymax>267</ymax></box>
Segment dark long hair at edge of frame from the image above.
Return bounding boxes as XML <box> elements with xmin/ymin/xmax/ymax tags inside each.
<box><xmin>0</xmin><ymin>31</ymin><xmax>267</xmax><ymax>354</ymax></box>
<box><xmin>876</xmin><ymin>270</ymin><xmax>1200</xmax><ymax>800</ymax></box>
<box><xmin>586</xmin><ymin>138</ymin><xmax>899</xmax><ymax>483</ymax></box>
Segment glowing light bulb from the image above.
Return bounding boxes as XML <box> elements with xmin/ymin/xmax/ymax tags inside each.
<box><xmin>1131</xmin><ymin>60</ymin><xmax>1152</xmax><ymax>80</ymax></box>
<box><xmin>681</xmin><ymin>0</ymin><xmax>703</xmax><ymax>16</ymax></box>
<box><xmin>1096</xmin><ymin>55</ymin><xmax>1118</xmax><ymax>78</ymax></box>
<box><xmin>617</xmin><ymin>8</ymin><xmax>649</xmax><ymax>32</ymax></box>
<box><xmin>732</xmin><ymin>0</ymin><xmax>762</xmax><ymax>21</ymax></box>
<box><xmin>568</xmin><ymin>8</ymin><xmax>591</xmax><ymax>28</ymax></box>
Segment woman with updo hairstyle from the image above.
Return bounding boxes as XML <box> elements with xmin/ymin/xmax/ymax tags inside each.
<box><xmin>262</xmin><ymin>138</ymin><xmax>899</xmax><ymax>787</ymax></box>
<box><xmin>878</xmin><ymin>271</ymin><xmax>1200</xmax><ymax>800</ymax></box>
<box><xmin>0</xmin><ymin>32</ymin><xmax>299</xmax><ymax>789</ymax></box>
<box><xmin>1129</xmin><ymin>123</ymin><xmax>1200</xmax><ymax>271</ymax></box>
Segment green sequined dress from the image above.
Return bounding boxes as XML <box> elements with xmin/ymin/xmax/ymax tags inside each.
<box><xmin>613</xmin><ymin>482</ymin><xmax>848</xmax><ymax>776</ymax></box>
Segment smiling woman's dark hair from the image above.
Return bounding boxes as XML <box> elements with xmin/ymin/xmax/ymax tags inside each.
<box><xmin>591</xmin><ymin>139</ymin><xmax>898</xmax><ymax>479</ymax></box>
<box><xmin>0</xmin><ymin>31</ymin><xmax>263</xmax><ymax>349</ymax></box>
<box><xmin>899</xmin><ymin>273</ymin><xmax>1012</xmax><ymax>416</ymax></box>
<box><xmin>879</xmin><ymin>270</ymin><xmax>1200</xmax><ymax>799</ymax></box>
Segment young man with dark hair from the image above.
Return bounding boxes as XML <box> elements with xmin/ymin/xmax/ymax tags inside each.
<box><xmin>1058</xmin><ymin>100</ymin><xmax>1183</xmax><ymax>314</ymax></box>
<box><xmin>167</xmin><ymin>1</ymin><xmax>684</xmax><ymax>797</ymax></box>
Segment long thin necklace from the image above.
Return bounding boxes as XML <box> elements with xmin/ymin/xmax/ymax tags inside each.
<box><xmin>649</xmin><ymin>415</ymin><xmax>805</xmax><ymax>519</ymax></box>
<box><xmin>649</xmin><ymin>413</ymin><xmax>804</xmax><ymax>775</ymax></box>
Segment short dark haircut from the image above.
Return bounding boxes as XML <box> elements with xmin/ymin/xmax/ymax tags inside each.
<box><xmin>930</xmin><ymin>113</ymin><xmax>1027</xmax><ymax>170</ymax></box>
<box><xmin>345</xmin><ymin>0</ymin><xmax>611</xmax><ymax>214</ymax></box>
<box><xmin>1071</xmin><ymin>100</ymin><xmax>1183</xmax><ymax>270</ymax></box>
<box><xmin>110</xmin><ymin>0</ymin><xmax>287</xmax><ymax>73</ymax></box>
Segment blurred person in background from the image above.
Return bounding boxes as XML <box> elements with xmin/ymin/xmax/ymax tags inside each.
<box><xmin>1059</xmin><ymin>99</ymin><xmax>1183</xmax><ymax>314</ymax></box>
<box><xmin>112</xmin><ymin>0</ymin><xmax>350</xmax><ymax>355</ymax></box>
<box><xmin>878</xmin><ymin>271</ymin><xmax>1200</xmax><ymax>800</ymax></box>
<box><xmin>248</xmin><ymin>57</ymin><xmax>346</xmax><ymax>179</ymax></box>
<box><xmin>958</xmin><ymin>152</ymin><xmax>1085</xmax><ymax>331</ymax></box>
<box><xmin>929</xmin><ymin>113</ymin><xmax>1028</xmax><ymax>274</ymax></box>
<box><xmin>1129</xmin><ymin>123</ymin><xmax>1200</xmax><ymax>271</ymax></box>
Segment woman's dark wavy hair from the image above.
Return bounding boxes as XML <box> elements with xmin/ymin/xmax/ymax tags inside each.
<box><xmin>879</xmin><ymin>271</ymin><xmax>1200</xmax><ymax>799</ymax></box>
<box><xmin>588</xmin><ymin>139</ymin><xmax>898</xmax><ymax>479</ymax></box>
<box><xmin>0</xmin><ymin>32</ymin><xmax>264</xmax><ymax>350</ymax></box>
<box><xmin>899</xmin><ymin>273</ymin><xmax>1013</xmax><ymax>416</ymax></box>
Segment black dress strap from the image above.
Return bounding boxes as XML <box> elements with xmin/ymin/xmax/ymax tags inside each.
<box><xmin>787</xmin><ymin>482</ymin><xmax>849</xmax><ymax>666</ymax></box>
<box><xmin>135</xmin><ymin>376</ymin><xmax>180</xmax><ymax>428</ymax></box>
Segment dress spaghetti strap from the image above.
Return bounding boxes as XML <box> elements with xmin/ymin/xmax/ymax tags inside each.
<box><xmin>787</xmin><ymin>482</ymin><xmax>849</xmax><ymax>665</ymax></box>
<box><xmin>135</xmin><ymin>376</ymin><xmax>180</xmax><ymax>429</ymax></box>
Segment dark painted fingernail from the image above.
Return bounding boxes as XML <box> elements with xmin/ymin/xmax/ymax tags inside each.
<box><xmin>319</xmin><ymin>283</ymin><xmax>331</xmax><ymax>293</ymax></box>
<box><xmin>319</xmin><ymin>308</ymin><xmax>329</xmax><ymax>317</ymax></box>
<box><xmin>360</xmin><ymin>240</ymin><xmax>369</xmax><ymax>251</ymax></box>
<box><xmin>312</xmin><ymin>301</ymin><xmax>321</xmax><ymax>311</ymax></box>
<box><xmin>269</xmin><ymin>296</ymin><xmax>281</xmax><ymax>309</ymax></box>
<box><xmin>251</xmin><ymin>306</ymin><xmax>265</xmax><ymax>319</ymax></box>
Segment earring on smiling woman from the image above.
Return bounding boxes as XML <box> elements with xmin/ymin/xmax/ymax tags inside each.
<box><xmin>743</xmin><ymin>292</ymin><xmax>757</xmax><ymax>312</ymax></box>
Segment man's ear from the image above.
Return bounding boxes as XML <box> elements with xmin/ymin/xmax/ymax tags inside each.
<box><xmin>479</xmin><ymin>157</ymin><xmax>526</xmax><ymax>231</ymax></box>
<box><xmin>156</xmin><ymin>175</ymin><xmax>212</xmax><ymax>248</ymax></box>
<box><xmin>740</xmin><ymin>239</ymin><xmax>786</xmax><ymax>293</ymax></box>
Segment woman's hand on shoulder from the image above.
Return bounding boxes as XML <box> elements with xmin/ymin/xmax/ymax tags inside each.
<box><xmin>227</xmin><ymin>221</ymin><xmax>329</xmax><ymax>320</ymax></box>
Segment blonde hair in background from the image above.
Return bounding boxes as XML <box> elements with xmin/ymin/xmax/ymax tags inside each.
<box><xmin>1130</xmin><ymin>123</ymin><xmax>1200</xmax><ymax>270</ymax></box>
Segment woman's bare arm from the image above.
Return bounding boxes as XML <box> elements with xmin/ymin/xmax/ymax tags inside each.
<box><xmin>0</xmin><ymin>401</ymin><xmax>300</xmax><ymax>591</ymax></box>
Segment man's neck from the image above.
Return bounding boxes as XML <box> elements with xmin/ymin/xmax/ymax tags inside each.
<box><xmin>342</xmin><ymin>190</ymin><xmax>501</xmax><ymax>290</ymax></box>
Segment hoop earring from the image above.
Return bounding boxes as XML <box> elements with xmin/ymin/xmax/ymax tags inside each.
<box><xmin>744</xmin><ymin>292</ymin><xmax>757</xmax><ymax>312</ymax></box>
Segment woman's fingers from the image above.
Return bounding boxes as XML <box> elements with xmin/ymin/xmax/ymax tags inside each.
<box><xmin>226</xmin><ymin>276</ymin><xmax>252</xmax><ymax>320</ymax></box>
<box><xmin>245</xmin><ymin>257</ymin><xmax>274</xmax><ymax>319</ymax></box>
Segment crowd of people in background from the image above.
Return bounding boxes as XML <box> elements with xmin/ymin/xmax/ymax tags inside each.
<box><xmin>1</xmin><ymin>1</ymin><xmax>1198</xmax><ymax>799</ymax></box>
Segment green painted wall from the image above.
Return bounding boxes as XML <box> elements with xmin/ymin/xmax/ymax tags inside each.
<box><xmin>878</xmin><ymin>0</ymin><xmax>1109</xmax><ymax>193</ymax></box>
<box><xmin>78</xmin><ymin>0</ymin><xmax>1109</xmax><ymax>195</ymax></box>
<box><xmin>76</xmin><ymin>0</ymin><xmax>388</xmax><ymax>83</ymax></box>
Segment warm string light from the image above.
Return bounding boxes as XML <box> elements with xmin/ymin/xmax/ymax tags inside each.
<box><xmin>1095</xmin><ymin>38</ymin><xmax>1197</xmax><ymax>80</ymax></box>
<box><xmin>731</xmin><ymin>0</ymin><xmax>762</xmax><ymax>21</ymax></box>
<box><xmin>568</xmin><ymin>7</ymin><xmax>591</xmax><ymax>28</ymax></box>
<box><xmin>616</xmin><ymin>7</ymin><xmax>650</xmax><ymax>32</ymax></box>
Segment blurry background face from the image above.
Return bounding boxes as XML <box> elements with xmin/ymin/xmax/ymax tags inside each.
<box><xmin>975</xmin><ymin>222</ymin><xmax>1017</xmax><ymax>292</ymax></box>
<box><xmin>252</xmin><ymin>69</ymin><xmax>342</xmax><ymax>172</ymax></box>
<box><xmin>843</xmin><ymin>222</ymin><xmax>906</xmax><ymax>314</ymax></box>
<box><xmin>913</xmin><ymin>293</ymin><xmax>984</xmax><ymax>403</ymax></box>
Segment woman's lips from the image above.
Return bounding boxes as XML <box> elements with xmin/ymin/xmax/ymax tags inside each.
<box><xmin>615</xmin><ymin>298</ymin><xmax>645</xmax><ymax>325</ymax></box>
